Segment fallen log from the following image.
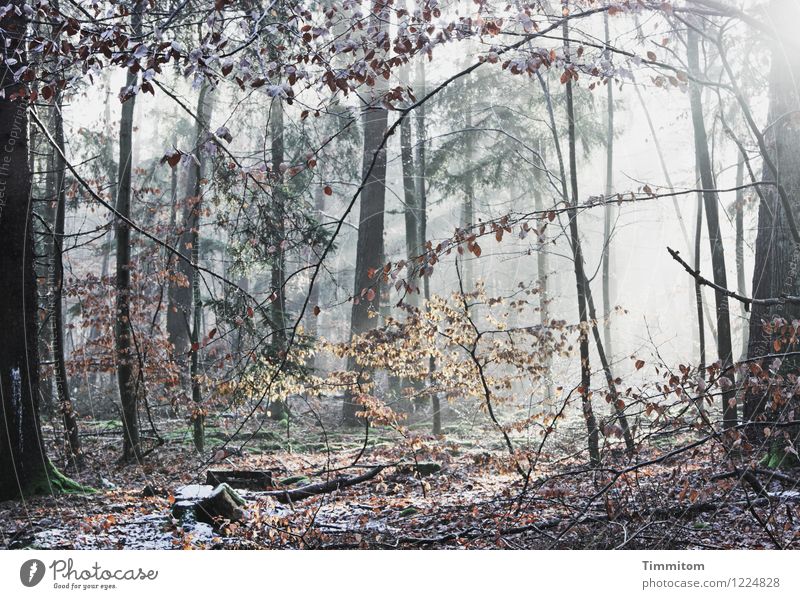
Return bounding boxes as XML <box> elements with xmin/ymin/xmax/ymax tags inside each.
<box><xmin>206</xmin><ymin>470</ymin><xmax>273</xmax><ymax>490</ymax></box>
<box><xmin>264</xmin><ymin>466</ymin><xmax>385</xmax><ymax>504</ymax></box>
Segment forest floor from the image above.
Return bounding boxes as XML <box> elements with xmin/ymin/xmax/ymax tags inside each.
<box><xmin>2</xmin><ymin>412</ymin><xmax>800</xmax><ymax>549</ymax></box>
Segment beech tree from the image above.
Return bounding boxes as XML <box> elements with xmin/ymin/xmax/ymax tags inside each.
<box><xmin>744</xmin><ymin>0</ymin><xmax>800</xmax><ymax>424</ymax></box>
<box><xmin>343</xmin><ymin>0</ymin><xmax>391</xmax><ymax>425</ymax></box>
<box><xmin>0</xmin><ymin>0</ymin><xmax>49</xmax><ymax>500</ymax></box>
<box><xmin>114</xmin><ymin>0</ymin><xmax>145</xmax><ymax>462</ymax></box>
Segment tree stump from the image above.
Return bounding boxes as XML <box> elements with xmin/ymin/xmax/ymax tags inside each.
<box><xmin>172</xmin><ymin>483</ymin><xmax>247</xmax><ymax>526</ymax></box>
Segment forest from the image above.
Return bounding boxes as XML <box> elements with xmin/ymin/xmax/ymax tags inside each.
<box><xmin>1</xmin><ymin>0</ymin><xmax>800</xmax><ymax>551</ymax></box>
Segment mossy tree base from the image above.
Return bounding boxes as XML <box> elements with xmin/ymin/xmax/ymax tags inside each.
<box><xmin>21</xmin><ymin>460</ymin><xmax>96</xmax><ymax>496</ymax></box>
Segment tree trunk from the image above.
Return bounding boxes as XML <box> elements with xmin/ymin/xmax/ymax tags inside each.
<box><xmin>745</xmin><ymin>0</ymin><xmax>800</xmax><ymax>423</ymax></box>
<box><xmin>167</xmin><ymin>174</ymin><xmax>195</xmax><ymax>367</ymax></box>
<box><xmin>414</xmin><ymin>57</ymin><xmax>440</xmax><ymax>435</ymax></box>
<box><xmin>306</xmin><ymin>186</ymin><xmax>324</xmax><ymax>340</ymax></box>
<box><xmin>0</xmin><ymin>2</ymin><xmax>49</xmax><ymax>498</ymax></box>
<box><xmin>734</xmin><ymin>156</ymin><xmax>748</xmax><ymax>360</ymax></box>
<box><xmin>539</xmin><ymin>53</ymin><xmax>600</xmax><ymax>465</ymax></box>
<box><xmin>344</xmin><ymin>1</ymin><xmax>390</xmax><ymax>425</ymax></box>
<box><xmin>565</xmin><ymin>63</ymin><xmax>633</xmax><ymax>456</ymax></box>
<box><xmin>400</xmin><ymin>77</ymin><xmax>420</xmax><ymax>308</ymax></box>
<box><xmin>462</xmin><ymin>90</ymin><xmax>475</xmax><ymax>293</ymax></box>
<box><xmin>37</xmin><ymin>107</ymin><xmax>55</xmax><ymax>416</ymax></box>
<box><xmin>602</xmin><ymin>12</ymin><xmax>614</xmax><ymax>360</ymax></box>
<box><xmin>533</xmin><ymin>162</ymin><xmax>554</xmax><ymax>409</ymax></box>
<box><xmin>687</xmin><ymin>25</ymin><xmax>737</xmax><ymax>429</ymax></box>
<box><xmin>189</xmin><ymin>82</ymin><xmax>213</xmax><ymax>451</ymax></box>
<box><xmin>115</xmin><ymin>4</ymin><xmax>143</xmax><ymax>461</ymax></box>
<box><xmin>51</xmin><ymin>85</ymin><xmax>81</xmax><ymax>464</ymax></box>
<box><xmin>268</xmin><ymin>93</ymin><xmax>288</xmax><ymax>422</ymax></box>
<box><xmin>694</xmin><ymin>169</ymin><xmax>706</xmax><ymax>372</ymax></box>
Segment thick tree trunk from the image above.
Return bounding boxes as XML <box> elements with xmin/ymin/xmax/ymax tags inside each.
<box><xmin>687</xmin><ymin>26</ymin><xmax>737</xmax><ymax>429</ymax></box>
<box><xmin>745</xmin><ymin>0</ymin><xmax>800</xmax><ymax>423</ymax></box>
<box><xmin>0</xmin><ymin>3</ymin><xmax>49</xmax><ymax>498</ymax></box>
<box><xmin>344</xmin><ymin>1</ymin><xmax>390</xmax><ymax>425</ymax></box>
<box><xmin>115</xmin><ymin>4</ymin><xmax>143</xmax><ymax>461</ymax></box>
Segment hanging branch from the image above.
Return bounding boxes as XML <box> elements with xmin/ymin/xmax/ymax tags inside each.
<box><xmin>667</xmin><ymin>247</ymin><xmax>800</xmax><ymax>308</ymax></box>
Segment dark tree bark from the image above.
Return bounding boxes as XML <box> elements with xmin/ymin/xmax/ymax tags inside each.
<box><xmin>400</xmin><ymin>80</ymin><xmax>420</xmax><ymax>308</ymax></box>
<box><xmin>115</xmin><ymin>2</ymin><xmax>143</xmax><ymax>461</ymax></box>
<box><xmin>344</xmin><ymin>99</ymin><xmax>389</xmax><ymax>424</ymax></box>
<box><xmin>343</xmin><ymin>1</ymin><xmax>390</xmax><ymax>425</ymax></box>
<box><xmin>0</xmin><ymin>2</ymin><xmax>49</xmax><ymax>499</ymax></box>
<box><xmin>51</xmin><ymin>85</ymin><xmax>81</xmax><ymax>463</ymax></box>
<box><xmin>391</xmin><ymin>44</ymin><xmax>422</xmax><ymax>410</ymax></box>
<box><xmin>687</xmin><ymin>25</ymin><xmax>737</xmax><ymax>429</ymax></box>
<box><xmin>745</xmin><ymin>0</ymin><xmax>800</xmax><ymax>423</ymax></box>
